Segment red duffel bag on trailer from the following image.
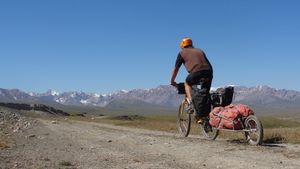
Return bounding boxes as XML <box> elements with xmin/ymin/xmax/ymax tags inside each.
<box><xmin>209</xmin><ymin>104</ymin><xmax>255</xmax><ymax>130</ymax></box>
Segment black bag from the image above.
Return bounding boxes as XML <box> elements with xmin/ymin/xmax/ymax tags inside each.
<box><xmin>191</xmin><ymin>86</ymin><xmax>211</xmax><ymax>117</ymax></box>
<box><xmin>211</xmin><ymin>87</ymin><xmax>234</xmax><ymax>107</ymax></box>
<box><xmin>176</xmin><ymin>83</ymin><xmax>186</xmax><ymax>94</ymax></box>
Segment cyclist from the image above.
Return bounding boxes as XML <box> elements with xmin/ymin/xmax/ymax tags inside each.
<box><xmin>170</xmin><ymin>37</ymin><xmax>213</xmax><ymax>124</ymax></box>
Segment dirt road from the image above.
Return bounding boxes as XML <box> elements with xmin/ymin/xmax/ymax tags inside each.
<box><xmin>1</xmin><ymin>118</ymin><xmax>300</xmax><ymax>169</ymax></box>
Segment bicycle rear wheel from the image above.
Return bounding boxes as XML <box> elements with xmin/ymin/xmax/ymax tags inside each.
<box><xmin>177</xmin><ymin>100</ymin><xmax>191</xmax><ymax>137</ymax></box>
<box><xmin>244</xmin><ymin>115</ymin><xmax>264</xmax><ymax>145</ymax></box>
<box><xmin>200</xmin><ymin>118</ymin><xmax>219</xmax><ymax>140</ymax></box>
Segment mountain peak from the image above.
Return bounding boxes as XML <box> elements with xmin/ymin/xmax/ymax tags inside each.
<box><xmin>46</xmin><ymin>89</ymin><xmax>60</xmax><ymax>96</ymax></box>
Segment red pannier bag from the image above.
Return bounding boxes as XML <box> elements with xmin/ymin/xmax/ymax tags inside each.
<box><xmin>209</xmin><ymin>106</ymin><xmax>224</xmax><ymax>129</ymax></box>
<box><xmin>209</xmin><ymin>104</ymin><xmax>254</xmax><ymax>130</ymax></box>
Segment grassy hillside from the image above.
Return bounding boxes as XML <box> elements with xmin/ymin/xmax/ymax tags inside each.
<box><xmin>105</xmin><ymin>100</ymin><xmax>177</xmax><ymax>116</ymax></box>
<box><xmin>260</xmin><ymin>116</ymin><xmax>300</xmax><ymax>128</ymax></box>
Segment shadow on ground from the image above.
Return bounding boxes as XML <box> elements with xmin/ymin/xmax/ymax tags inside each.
<box><xmin>226</xmin><ymin>136</ymin><xmax>286</xmax><ymax>148</ymax></box>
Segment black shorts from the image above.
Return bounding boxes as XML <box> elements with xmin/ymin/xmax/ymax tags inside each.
<box><xmin>185</xmin><ymin>70</ymin><xmax>213</xmax><ymax>86</ymax></box>
<box><xmin>187</xmin><ymin>70</ymin><xmax>213</xmax><ymax>117</ymax></box>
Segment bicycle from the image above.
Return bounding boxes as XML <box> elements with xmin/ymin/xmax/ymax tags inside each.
<box><xmin>174</xmin><ymin>82</ymin><xmax>264</xmax><ymax>145</ymax></box>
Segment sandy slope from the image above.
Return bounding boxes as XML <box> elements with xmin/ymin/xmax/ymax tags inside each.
<box><xmin>1</xmin><ymin>118</ymin><xmax>300</xmax><ymax>169</ymax></box>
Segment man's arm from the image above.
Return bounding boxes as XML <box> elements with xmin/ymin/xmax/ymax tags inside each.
<box><xmin>170</xmin><ymin>53</ymin><xmax>183</xmax><ymax>86</ymax></box>
<box><xmin>170</xmin><ymin>66</ymin><xmax>179</xmax><ymax>86</ymax></box>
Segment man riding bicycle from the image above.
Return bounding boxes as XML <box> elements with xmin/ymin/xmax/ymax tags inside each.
<box><xmin>170</xmin><ymin>37</ymin><xmax>213</xmax><ymax>124</ymax></box>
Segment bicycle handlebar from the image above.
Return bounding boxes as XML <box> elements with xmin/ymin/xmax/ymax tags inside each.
<box><xmin>172</xmin><ymin>82</ymin><xmax>186</xmax><ymax>94</ymax></box>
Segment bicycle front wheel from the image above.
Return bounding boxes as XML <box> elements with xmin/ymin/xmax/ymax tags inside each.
<box><xmin>177</xmin><ymin>100</ymin><xmax>191</xmax><ymax>137</ymax></box>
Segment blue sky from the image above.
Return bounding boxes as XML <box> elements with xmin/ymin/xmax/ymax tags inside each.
<box><xmin>0</xmin><ymin>0</ymin><xmax>299</xmax><ymax>93</ymax></box>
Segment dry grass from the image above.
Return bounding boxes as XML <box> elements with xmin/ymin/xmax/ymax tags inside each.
<box><xmin>59</xmin><ymin>160</ymin><xmax>72</xmax><ymax>166</ymax></box>
<box><xmin>263</xmin><ymin>128</ymin><xmax>300</xmax><ymax>144</ymax></box>
<box><xmin>69</xmin><ymin>115</ymin><xmax>300</xmax><ymax>144</ymax></box>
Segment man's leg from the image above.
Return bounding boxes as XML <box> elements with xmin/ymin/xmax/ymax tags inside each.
<box><xmin>184</xmin><ymin>82</ymin><xmax>192</xmax><ymax>104</ymax></box>
<box><xmin>186</xmin><ymin>70</ymin><xmax>213</xmax><ymax>124</ymax></box>
<box><xmin>185</xmin><ymin>74</ymin><xmax>199</xmax><ymax>122</ymax></box>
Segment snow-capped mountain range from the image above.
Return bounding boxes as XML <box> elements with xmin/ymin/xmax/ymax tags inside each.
<box><xmin>1</xmin><ymin>85</ymin><xmax>300</xmax><ymax>110</ymax></box>
<box><xmin>26</xmin><ymin>86</ymin><xmax>180</xmax><ymax>107</ymax></box>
